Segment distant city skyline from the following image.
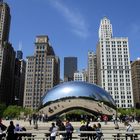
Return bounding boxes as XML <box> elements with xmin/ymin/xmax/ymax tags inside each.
<box><xmin>6</xmin><ymin>0</ymin><xmax>140</xmax><ymax>78</ymax></box>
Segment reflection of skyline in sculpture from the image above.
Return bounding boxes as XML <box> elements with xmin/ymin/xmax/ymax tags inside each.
<box><xmin>40</xmin><ymin>82</ymin><xmax>116</xmax><ymax>120</ymax></box>
<box><xmin>41</xmin><ymin>81</ymin><xmax>116</xmax><ymax>107</ymax></box>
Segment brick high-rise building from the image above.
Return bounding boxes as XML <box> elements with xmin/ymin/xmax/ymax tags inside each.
<box><xmin>87</xmin><ymin>51</ymin><xmax>97</xmax><ymax>84</ymax></box>
<box><xmin>24</xmin><ymin>35</ymin><xmax>60</xmax><ymax>109</ymax></box>
<box><xmin>131</xmin><ymin>59</ymin><xmax>140</xmax><ymax>108</ymax></box>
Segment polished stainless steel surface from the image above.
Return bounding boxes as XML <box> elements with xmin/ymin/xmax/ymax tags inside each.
<box><xmin>41</xmin><ymin>81</ymin><xmax>116</xmax><ymax>106</ymax></box>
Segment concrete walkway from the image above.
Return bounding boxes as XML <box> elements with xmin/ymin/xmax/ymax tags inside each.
<box><xmin>1</xmin><ymin>120</ymin><xmax>140</xmax><ymax>139</ymax></box>
<box><xmin>2</xmin><ymin>120</ymin><xmax>140</xmax><ymax>130</ymax></box>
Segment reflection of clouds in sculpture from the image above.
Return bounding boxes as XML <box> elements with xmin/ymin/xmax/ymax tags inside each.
<box><xmin>61</xmin><ymin>87</ymin><xmax>73</xmax><ymax>94</ymax></box>
<box><xmin>41</xmin><ymin>81</ymin><xmax>116</xmax><ymax>107</ymax></box>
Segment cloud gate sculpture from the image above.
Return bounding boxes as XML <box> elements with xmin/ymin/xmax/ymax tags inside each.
<box><xmin>39</xmin><ymin>81</ymin><xmax>116</xmax><ymax>120</ymax></box>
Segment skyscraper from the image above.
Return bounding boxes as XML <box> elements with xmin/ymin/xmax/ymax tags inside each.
<box><xmin>87</xmin><ymin>51</ymin><xmax>97</xmax><ymax>84</ymax></box>
<box><xmin>96</xmin><ymin>17</ymin><xmax>134</xmax><ymax>108</ymax></box>
<box><xmin>24</xmin><ymin>35</ymin><xmax>60</xmax><ymax>109</ymax></box>
<box><xmin>13</xmin><ymin>50</ymin><xmax>26</xmax><ymax>106</ymax></box>
<box><xmin>64</xmin><ymin>57</ymin><xmax>77</xmax><ymax>82</ymax></box>
<box><xmin>0</xmin><ymin>42</ymin><xmax>15</xmax><ymax>105</ymax></box>
<box><xmin>0</xmin><ymin>2</ymin><xmax>11</xmax><ymax>45</ymax></box>
<box><xmin>131</xmin><ymin>59</ymin><xmax>140</xmax><ymax>108</ymax></box>
<box><xmin>17</xmin><ymin>50</ymin><xmax>23</xmax><ymax>59</ymax></box>
<box><xmin>0</xmin><ymin>1</ymin><xmax>11</xmax><ymax>78</ymax></box>
<box><xmin>0</xmin><ymin>1</ymin><xmax>16</xmax><ymax>106</ymax></box>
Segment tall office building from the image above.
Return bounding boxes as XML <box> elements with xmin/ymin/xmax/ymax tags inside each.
<box><xmin>64</xmin><ymin>57</ymin><xmax>77</xmax><ymax>82</ymax></box>
<box><xmin>0</xmin><ymin>1</ymin><xmax>16</xmax><ymax>106</ymax></box>
<box><xmin>17</xmin><ymin>50</ymin><xmax>23</xmax><ymax>59</ymax></box>
<box><xmin>14</xmin><ymin>50</ymin><xmax>26</xmax><ymax>106</ymax></box>
<box><xmin>0</xmin><ymin>1</ymin><xmax>11</xmax><ymax>77</ymax></box>
<box><xmin>0</xmin><ymin>42</ymin><xmax>15</xmax><ymax>105</ymax></box>
<box><xmin>0</xmin><ymin>2</ymin><xmax>11</xmax><ymax>45</ymax></box>
<box><xmin>24</xmin><ymin>35</ymin><xmax>60</xmax><ymax>109</ymax></box>
<box><xmin>131</xmin><ymin>59</ymin><xmax>140</xmax><ymax>108</ymax></box>
<box><xmin>87</xmin><ymin>51</ymin><xmax>97</xmax><ymax>84</ymax></box>
<box><xmin>96</xmin><ymin>17</ymin><xmax>134</xmax><ymax>108</ymax></box>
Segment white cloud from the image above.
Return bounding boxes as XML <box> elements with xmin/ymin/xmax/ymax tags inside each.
<box><xmin>49</xmin><ymin>0</ymin><xmax>89</xmax><ymax>38</ymax></box>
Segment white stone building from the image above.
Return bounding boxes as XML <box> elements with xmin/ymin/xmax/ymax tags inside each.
<box><xmin>96</xmin><ymin>17</ymin><xmax>134</xmax><ymax>108</ymax></box>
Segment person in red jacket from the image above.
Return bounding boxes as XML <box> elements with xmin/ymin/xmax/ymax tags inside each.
<box><xmin>103</xmin><ymin>115</ymin><xmax>108</xmax><ymax>125</ymax></box>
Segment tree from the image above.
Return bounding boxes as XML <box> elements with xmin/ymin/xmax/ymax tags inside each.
<box><xmin>3</xmin><ymin>105</ymin><xmax>22</xmax><ymax>119</ymax></box>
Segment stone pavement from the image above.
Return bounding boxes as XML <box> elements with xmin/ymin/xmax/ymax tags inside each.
<box><xmin>2</xmin><ymin>119</ymin><xmax>140</xmax><ymax>130</ymax></box>
<box><xmin>1</xmin><ymin>120</ymin><xmax>140</xmax><ymax>139</ymax></box>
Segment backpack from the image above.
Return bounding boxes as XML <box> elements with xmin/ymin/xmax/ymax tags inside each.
<box><xmin>70</xmin><ymin>125</ymin><xmax>74</xmax><ymax>131</ymax></box>
<box><xmin>127</xmin><ymin>124</ymin><xmax>134</xmax><ymax>132</ymax></box>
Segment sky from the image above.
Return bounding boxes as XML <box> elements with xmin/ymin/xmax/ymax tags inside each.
<box><xmin>5</xmin><ymin>0</ymin><xmax>140</xmax><ymax>79</ymax></box>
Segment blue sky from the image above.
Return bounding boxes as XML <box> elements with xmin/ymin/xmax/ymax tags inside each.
<box><xmin>6</xmin><ymin>0</ymin><xmax>140</xmax><ymax>78</ymax></box>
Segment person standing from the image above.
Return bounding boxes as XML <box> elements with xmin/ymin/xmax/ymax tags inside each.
<box><xmin>65</xmin><ymin>120</ymin><xmax>74</xmax><ymax>140</ymax></box>
<box><xmin>103</xmin><ymin>115</ymin><xmax>108</xmax><ymax>125</ymax></box>
<box><xmin>6</xmin><ymin>121</ymin><xmax>15</xmax><ymax>140</ymax></box>
<box><xmin>0</xmin><ymin>118</ymin><xmax>7</xmax><ymax>140</ymax></box>
<box><xmin>79</xmin><ymin>121</ymin><xmax>87</xmax><ymax>140</ymax></box>
<box><xmin>57</xmin><ymin>121</ymin><xmax>65</xmax><ymax>140</ymax></box>
<box><xmin>95</xmin><ymin>123</ymin><xmax>103</xmax><ymax>140</ymax></box>
<box><xmin>124</xmin><ymin>121</ymin><xmax>134</xmax><ymax>140</ymax></box>
<box><xmin>49</xmin><ymin>123</ymin><xmax>58</xmax><ymax>140</ymax></box>
<box><xmin>86</xmin><ymin>121</ymin><xmax>93</xmax><ymax>140</ymax></box>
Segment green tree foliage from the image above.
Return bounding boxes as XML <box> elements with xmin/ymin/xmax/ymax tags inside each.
<box><xmin>1</xmin><ymin>105</ymin><xmax>33</xmax><ymax>119</ymax></box>
<box><xmin>3</xmin><ymin>105</ymin><xmax>23</xmax><ymax>119</ymax></box>
<box><xmin>22</xmin><ymin>108</ymin><xmax>33</xmax><ymax>116</ymax></box>
<box><xmin>117</xmin><ymin>108</ymin><xmax>140</xmax><ymax>116</ymax></box>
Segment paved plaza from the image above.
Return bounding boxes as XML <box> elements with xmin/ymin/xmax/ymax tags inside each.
<box><xmin>2</xmin><ymin>119</ymin><xmax>140</xmax><ymax>130</ymax></box>
<box><xmin>2</xmin><ymin>119</ymin><xmax>140</xmax><ymax>139</ymax></box>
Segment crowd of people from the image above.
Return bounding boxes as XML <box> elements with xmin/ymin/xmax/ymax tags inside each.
<box><xmin>79</xmin><ymin>120</ymin><xmax>103</xmax><ymax>140</ymax></box>
<box><xmin>0</xmin><ymin>118</ymin><xmax>26</xmax><ymax>140</ymax></box>
<box><xmin>0</xmin><ymin>114</ymin><xmax>138</xmax><ymax>140</ymax></box>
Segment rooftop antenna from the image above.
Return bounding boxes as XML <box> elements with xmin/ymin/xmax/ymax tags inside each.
<box><xmin>18</xmin><ymin>41</ymin><xmax>22</xmax><ymax>50</ymax></box>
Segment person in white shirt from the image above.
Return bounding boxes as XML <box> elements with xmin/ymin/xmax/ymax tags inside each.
<box><xmin>49</xmin><ymin>123</ymin><xmax>58</xmax><ymax>140</ymax></box>
<box><xmin>124</xmin><ymin>121</ymin><xmax>134</xmax><ymax>140</ymax></box>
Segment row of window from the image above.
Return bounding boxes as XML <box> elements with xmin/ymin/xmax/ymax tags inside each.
<box><xmin>101</xmin><ymin>41</ymin><xmax>127</xmax><ymax>44</ymax></box>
